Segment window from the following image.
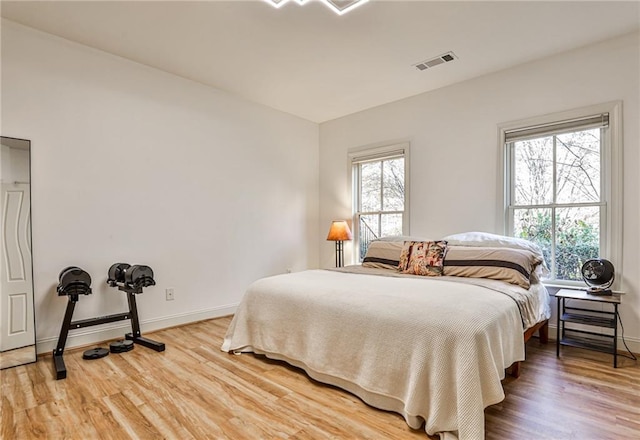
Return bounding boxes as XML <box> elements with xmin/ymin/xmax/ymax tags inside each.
<box><xmin>351</xmin><ymin>144</ymin><xmax>409</xmax><ymax>262</ymax></box>
<box><xmin>502</xmin><ymin>103</ymin><xmax>622</xmax><ymax>285</ymax></box>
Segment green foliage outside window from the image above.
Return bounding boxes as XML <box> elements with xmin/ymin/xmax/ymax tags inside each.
<box><xmin>515</xmin><ymin>210</ymin><xmax>599</xmax><ymax>281</ymax></box>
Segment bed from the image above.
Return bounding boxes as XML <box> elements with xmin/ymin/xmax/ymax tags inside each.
<box><xmin>222</xmin><ymin>233</ymin><xmax>551</xmax><ymax>440</ymax></box>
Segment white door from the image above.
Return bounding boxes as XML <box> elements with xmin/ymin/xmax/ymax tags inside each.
<box><xmin>0</xmin><ymin>183</ymin><xmax>34</xmax><ymax>351</ymax></box>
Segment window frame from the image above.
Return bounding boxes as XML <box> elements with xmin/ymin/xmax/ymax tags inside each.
<box><xmin>349</xmin><ymin>142</ymin><xmax>410</xmax><ymax>263</ymax></box>
<box><xmin>499</xmin><ymin>102</ymin><xmax>622</xmax><ymax>288</ymax></box>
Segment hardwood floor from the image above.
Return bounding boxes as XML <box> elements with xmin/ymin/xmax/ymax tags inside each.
<box><xmin>2</xmin><ymin>316</ymin><xmax>639</xmax><ymax>439</ymax></box>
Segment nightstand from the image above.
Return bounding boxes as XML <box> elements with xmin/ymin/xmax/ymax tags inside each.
<box><xmin>556</xmin><ymin>289</ymin><xmax>621</xmax><ymax>367</ymax></box>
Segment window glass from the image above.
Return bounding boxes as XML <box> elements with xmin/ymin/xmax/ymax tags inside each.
<box><xmin>360</xmin><ymin>214</ymin><xmax>379</xmax><ymax>240</ymax></box>
<box><xmin>382</xmin><ymin>158</ymin><xmax>405</xmax><ymax>211</ymax></box>
<box><xmin>554</xmin><ymin>206</ymin><xmax>600</xmax><ymax>281</ymax></box>
<box><xmin>513</xmin><ymin>207</ymin><xmax>552</xmax><ymax>269</ymax></box>
<box><xmin>361</xmin><ymin>162</ymin><xmax>381</xmax><ymax>212</ymax></box>
<box><xmin>381</xmin><ymin>213</ymin><xmax>403</xmax><ymax>237</ymax></box>
<box><xmin>555</xmin><ymin>129</ymin><xmax>600</xmax><ymax>204</ymax></box>
<box><xmin>514</xmin><ymin>136</ymin><xmax>553</xmax><ymax>205</ymax></box>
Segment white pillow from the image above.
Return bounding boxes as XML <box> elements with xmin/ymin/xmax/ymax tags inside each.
<box><xmin>443</xmin><ymin>231</ymin><xmax>550</xmax><ymax>277</ymax></box>
<box><xmin>373</xmin><ymin>235</ymin><xmax>427</xmax><ymax>243</ymax></box>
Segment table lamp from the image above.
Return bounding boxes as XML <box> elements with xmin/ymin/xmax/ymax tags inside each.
<box><xmin>326</xmin><ymin>220</ymin><xmax>353</xmax><ymax>267</ymax></box>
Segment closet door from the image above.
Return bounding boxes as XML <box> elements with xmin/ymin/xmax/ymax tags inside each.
<box><xmin>0</xmin><ymin>183</ymin><xmax>34</xmax><ymax>351</ymax></box>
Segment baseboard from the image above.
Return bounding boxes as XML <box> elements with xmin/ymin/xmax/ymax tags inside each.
<box><xmin>36</xmin><ymin>303</ymin><xmax>239</xmax><ymax>355</ymax></box>
<box><xmin>546</xmin><ymin>323</ymin><xmax>640</xmax><ymax>355</ymax></box>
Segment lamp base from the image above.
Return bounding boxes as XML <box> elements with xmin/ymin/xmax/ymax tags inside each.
<box><xmin>335</xmin><ymin>240</ymin><xmax>344</xmax><ymax>268</ymax></box>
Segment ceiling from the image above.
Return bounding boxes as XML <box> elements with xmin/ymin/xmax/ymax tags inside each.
<box><xmin>1</xmin><ymin>1</ymin><xmax>639</xmax><ymax>123</ymax></box>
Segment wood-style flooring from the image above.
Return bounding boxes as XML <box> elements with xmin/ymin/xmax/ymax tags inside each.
<box><xmin>0</xmin><ymin>346</ymin><xmax>36</xmax><ymax>370</ymax></box>
<box><xmin>2</xmin><ymin>315</ymin><xmax>639</xmax><ymax>439</ymax></box>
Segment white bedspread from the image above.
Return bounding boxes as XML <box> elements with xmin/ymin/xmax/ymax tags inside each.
<box><xmin>222</xmin><ymin>269</ymin><xmax>549</xmax><ymax>440</ymax></box>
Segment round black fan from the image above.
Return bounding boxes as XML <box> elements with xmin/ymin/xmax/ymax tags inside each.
<box><xmin>581</xmin><ymin>259</ymin><xmax>615</xmax><ymax>295</ymax></box>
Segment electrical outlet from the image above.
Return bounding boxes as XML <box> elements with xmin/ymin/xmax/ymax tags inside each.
<box><xmin>166</xmin><ymin>288</ymin><xmax>175</xmax><ymax>301</ymax></box>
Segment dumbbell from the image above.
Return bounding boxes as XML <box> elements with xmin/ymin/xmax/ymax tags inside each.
<box><xmin>107</xmin><ymin>263</ymin><xmax>131</xmax><ymax>287</ymax></box>
<box><xmin>107</xmin><ymin>263</ymin><xmax>155</xmax><ymax>290</ymax></box>
<box><xmin>125</xmin><ymin>265</ymin><xmax>155</xmax><ymax>290</ymax></box>
<box><xmin>57</xmin><ymin>266</ymin><xmax>92</xmax><ymax>296</ymax></box>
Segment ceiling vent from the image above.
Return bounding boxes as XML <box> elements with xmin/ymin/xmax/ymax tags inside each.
<box><xmin>413</xmin><ymin>52</ymin><xmax>457</xmax><ymax>71</ymax></box>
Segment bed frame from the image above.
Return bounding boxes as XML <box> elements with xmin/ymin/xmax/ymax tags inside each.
<box><xmin>507</xmin><ymin>319</ymin><xmax>549</xmax><ymax>378</ymax></box>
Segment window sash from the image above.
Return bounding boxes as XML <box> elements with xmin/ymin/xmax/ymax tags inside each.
<box><xmin>354</xmin><ymin>158</ymin><xmax>406</xmax><ymax>235</ymax></box>
<box><xmin>506</xmin><ymin>128</ymin><xmax>606</xmax><ymax>283</ymax></box>
<box><xmin>351</xmin><ymin>144</ymin><xmax>408</xmax><ymax>262</ymax></box>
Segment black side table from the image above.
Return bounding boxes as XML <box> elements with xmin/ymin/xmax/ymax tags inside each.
<box><xmin>556</xmin><ymin>288</ymin><xmax>621</xmax><ymax>367</ymax></box>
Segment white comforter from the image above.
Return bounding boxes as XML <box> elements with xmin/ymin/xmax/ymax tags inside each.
<box><xmin>222</xmin><ymin>268</ymin><xmax>550</xmax><ymax>440</ymax></box>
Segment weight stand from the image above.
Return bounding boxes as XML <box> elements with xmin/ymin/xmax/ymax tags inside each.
<box><xmin>53</xmin><ymin>264</ymin><xmax>165</xmax><ymax>380</ymax></box>
<box><xmin>121</xmin><ymin>284</ymin><xmax>165</xmax><ymax>352</ymax></box>
<box><xmin>107</xmin><ymin>263</ymin><xmax>165</xmax><ymax>352</ymax></box>
<box><xmin>53</xmin><ymin>293</ymin><xmax>133</xmax><ymax>380</ymax></box>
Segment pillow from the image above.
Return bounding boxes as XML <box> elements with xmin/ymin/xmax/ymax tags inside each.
<box><xmin>398</xmin><ymin>241</ymin><xmax>448</xmax><ymax>276</ymax></box>
<box><xmin>443</xmin><ymin>246</ymin><xmax>542</xmax><ymax>289</ymax></box>
<box><xmin>529</xmin><ymin>264</ymin><xmax>546</xmax><ymax>285</ymax></box>
<box><xmin>362</xmin><ymin>240</ymin><xmax>403</xmax><ymax>270</ymax></box>
<box><xmin>373</xmin><ymin>235</ymin><xmax>427</xmax><ymax>243</ymax></box>
<box><xmin>442</xmin><ymin>231</ymin><xmax>550</xmax><ymax>277</ymax></box>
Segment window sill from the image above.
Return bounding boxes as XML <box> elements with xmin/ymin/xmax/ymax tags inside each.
<box><xmin>542</xmin><ymin>282</ymin><xmax>584</xmax><ymax>296</ymax></box>
<box><xmin>544</xmin><ymin>282</ymin><xmax>624</xmax><ymax>296</ymax></box>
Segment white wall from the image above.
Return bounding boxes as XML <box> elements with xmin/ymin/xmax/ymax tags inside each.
<box><xmin>319</xmin><ymin>32</ymin><xmax>640</xmax><ymax>350</ymax></box>
<box><xmin>0</xmin><ymin>145</ymin><xmax>9</xmax><ymax>182</ymax></box>
<box><xmin>1</xmin><ymin>20</ymin><xmax>319</xmax><ymax>353</ymax></box>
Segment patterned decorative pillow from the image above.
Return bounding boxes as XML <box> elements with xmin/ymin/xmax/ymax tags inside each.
<box><xmin>398</xmin><ymin>241</ymin><xmax>448</xmax><ymax>276</ymax></box>
<box><xmin>362</xmin><ymin>240</ymin><xmax>404</xmax><ymax>270</ymax></box>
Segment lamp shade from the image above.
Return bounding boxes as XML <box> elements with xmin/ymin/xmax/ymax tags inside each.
<box><xmin>326</xmin><ymin>220</ymin><xmax>353</xmax><ymax>241</ymax></box>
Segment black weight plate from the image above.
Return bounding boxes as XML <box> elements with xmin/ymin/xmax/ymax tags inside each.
<box><xmin>107</xmin><ymin>263</ymin><xmax>131</xmax><ymax>285</ymax></box>
<box><xmin>109</xmin><ymin>340</ymin><xmax>134</xmax><ymax>353</ymax></box>
<box><xmin>125</xmin><ymin>265</ymin><xmax>155</xmax><ymax>288</ymax></box>
<box><xmin>58</xmin><ymin>266</ymin><xmax>81</xmax><ymax>282</ymax></box>
<box><xmin>59</xmin><ymin>268</ymin><xmax>91</xmax><ymax>288</ymax></box>
<box><xmin>57</xmin><ymin>267</ymin><xmax>92</xmax><ymax>296</ymax></box>
<box><xmin>82</xmin><ymin>347</ymin><xmax>109</xmax><ymax>360</ymax></box>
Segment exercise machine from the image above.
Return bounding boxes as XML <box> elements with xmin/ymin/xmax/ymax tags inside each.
<box><xmin>53</xmin><ymin>264</ymin><xmax>165</xmax><ymax>380</ymax></box>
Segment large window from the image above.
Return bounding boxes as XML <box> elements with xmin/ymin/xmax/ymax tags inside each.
<box><xmin>502</xmin><ymin>103</ymin><xmax>621</xmax><ymax>285</ymax></box>
<box><xmin>351</xmin><ymin>144</ymin><xmax>409</xmax><ymax>262</ymax></box>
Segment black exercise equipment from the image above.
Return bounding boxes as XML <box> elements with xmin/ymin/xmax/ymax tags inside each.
<box><xmin>53</xmin><ymin>266</ymin><xmax>94</xmax><ymax>379</ymax></box>
<box><xmin>83</xmin><ymin>347</ymin><xmax>109</xmax><ymax>360</ymax></box>
<box><xmin>107</xmin><ymin>263</ymin><xmax>156</xmax><ymax>292</ymax></box>
<box><xmin>57</xmin><ymin>266</ymin><xmax>92</xmax><ymax>297</ymax></box>
<box><xmin>109</xmin><ymin>339</ymin><xmax>134</xmax><ymax>353</ymax></box>
<box><xmin>53</xmin><ymin>264</ymin><xmax>165</xmax><ymax>380</ymax></box>
<box><xmin>106</xmin><ymin>263</ymin><xmax>164</xmax><ymax>353</ymax></box>
<box><xmin>107</xmin><ymin>263</ymin><xmax>130</xmax><ymax>286</ymax></box>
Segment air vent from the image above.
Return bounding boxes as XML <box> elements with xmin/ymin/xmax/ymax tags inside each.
<box><xmin>413</xmin><ymin>51</ymin><xmax>457</xmax><ymax>71</ymax></box>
